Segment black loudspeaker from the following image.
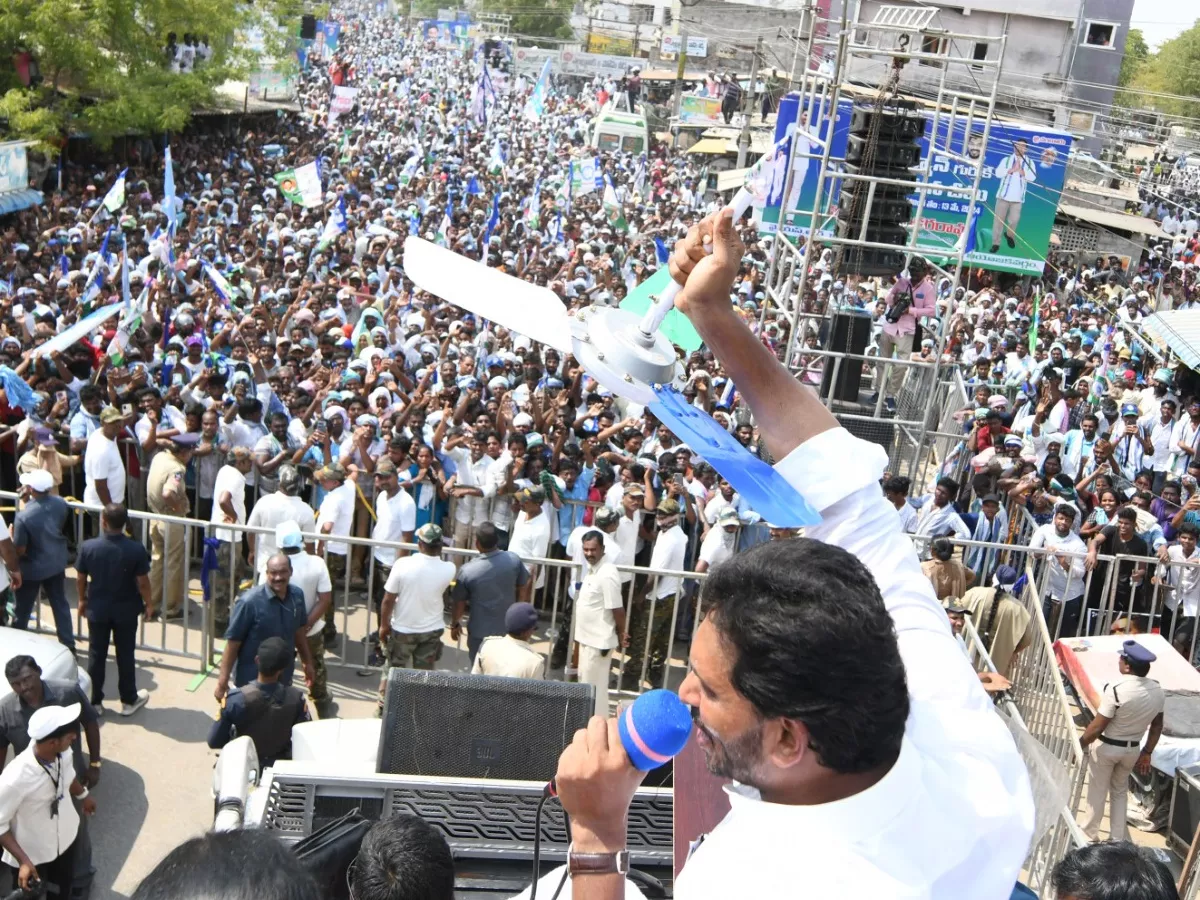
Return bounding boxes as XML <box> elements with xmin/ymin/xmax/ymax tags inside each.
<box><xmin>1169</xmin><ymin>764</ymin><xmax>1200</xmax><ymax>856</ymax></box>
<box><xmin>820</xmin><ymin>309</ymin><xmax>873</xmax><ymax>402</ymax></box>
<box><xmin>377</xmin><ymin>670</ymin><xmax>595</xmax><ymax>781</ymax></box>
<box><xmin>300</xmin><ymin>14</ymin><xmax>317</xmax><ymax>39</ymax></box>
<box><xmin>836</xmin><ymin>101</ymin><xmax>926</xmax><ymax>276</ymax></box>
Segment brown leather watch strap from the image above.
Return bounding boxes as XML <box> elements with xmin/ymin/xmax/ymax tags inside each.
<box><xmin>567</xmin><ymin>848</ymin><xmax>630</xmax><ymax>877</ymax></box>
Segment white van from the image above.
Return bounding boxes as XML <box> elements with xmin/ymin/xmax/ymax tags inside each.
<box><xmin>590</xmin><ymin>100</ymin><xmax>651</xmax><ymax>155</ymax></box>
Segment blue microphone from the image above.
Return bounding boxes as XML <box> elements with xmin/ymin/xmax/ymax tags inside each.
<box><xmin>618</xmin><ymin>689</ymin><xmax>694</xmax><ymax>770</ymax></box>
<box><xmin>548</xmin><ymin>690</ymin><xmax>693</xmax><ymax>795</ymax></box>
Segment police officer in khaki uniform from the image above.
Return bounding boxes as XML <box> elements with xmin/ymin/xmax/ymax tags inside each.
<box><xmin>471</xmin><ymin>602</ymin><xmax>545</xmax><ymax>680</ymax></box>
<box><xmin>1080</xmin><ymin>639</ymin><xmax>1165</xmax><ymax>842</ymax></box>
<box><xmin>145</xmin><ymin>432</ymin><xmax>198</xmax><ymax>620</ymax></box>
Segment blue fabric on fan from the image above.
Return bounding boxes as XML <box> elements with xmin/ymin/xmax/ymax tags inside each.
<box><xmin>648</xmin><ymin>385</ymin><xmax>819</xmax><ymax>528</ymax></box>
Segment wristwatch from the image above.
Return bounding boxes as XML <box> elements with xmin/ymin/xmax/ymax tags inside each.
<box><xmin>568</xmin><ymin>847</ymin><xmax>629</xmax><ymax>877</ymax></box>
<box><xmin>89</xmin><ymin>760</ymin><xmax>102</xmax><ymax>769</ymax></box>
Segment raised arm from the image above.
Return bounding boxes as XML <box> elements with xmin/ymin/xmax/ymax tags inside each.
<box><xmin>669</xmin><ymin>210</ymin><xmax>987</xmax><ymax>712</ymax></box>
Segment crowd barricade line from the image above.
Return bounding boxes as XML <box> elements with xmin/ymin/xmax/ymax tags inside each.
<box><xmin>0</xmin><ymin>490</ymin><xmax>712</xmax><ymax>694</ymax></box>
<box><xmin>960</xmin><ymin>614</ymin><xmax>1087</xmax><ymax>896</ymax></box>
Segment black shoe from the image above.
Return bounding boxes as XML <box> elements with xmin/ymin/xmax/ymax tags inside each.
<box><xmin>989</xmin><ymin>244</ymin><xmax>999</xmax><ymax>254</ymax></box>
<box><xmin>323</xmin><ymin>627</ymin><xmax>339</xmax><ymax>642</ymax></box>
<box><xmin>1005</xmin><ymin>234</ymin><xmax>1015</xmax><ymax>248</ymax></box>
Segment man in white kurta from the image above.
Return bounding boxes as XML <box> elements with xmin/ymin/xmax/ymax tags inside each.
<box><xmin>542</xmin><ymin>209</ymin><xmax>1033</xmax><ymax>900</ymax></box>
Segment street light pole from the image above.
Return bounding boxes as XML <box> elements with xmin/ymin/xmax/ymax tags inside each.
<box><xmin>671</xmin><ymin>30</ymin><xmax>689</xmax><ymax>150</ymax></box>
<box><xmin>736</xmin><ymin>35</ymin><xmax>762</xmax><ymax>167</ymax></box>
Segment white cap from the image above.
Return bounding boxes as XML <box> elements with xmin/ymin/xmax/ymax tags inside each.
<box><xmin>28</xmin><ymin>703</ymin><xmax>81</xmax><ymax>741</ymax></box>
<box><xmin>19</xmin><ymin>470</ymin><xmax>55</xmax><ymax>493</ymax></box>
<box><xmin>513</xmin><ymin>412</ymin><xmax>534</xmax><ymax>427</ymax></box>
<box><xmin>275</xmin><ymin>520</ymin><xmax>304</xmax><ymax>550</ymax></box>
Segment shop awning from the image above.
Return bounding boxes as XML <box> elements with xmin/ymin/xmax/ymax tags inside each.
<box><xmin>1056</xmin><ymin>202</ymin><xmax>1166</xmax><ymax>238</ymax></box>
<box><xmin>0</xmin><ymin>189</ymin><xmax>43</xmax><ymax>216</ymax></box>
<box><xmin>716</xmin><ymin>168</ymin><xmax>749</xmax><ymax>191</ymax></box>
<box><xmin>1141</xmin><ymin>310</ymin><xmax>1200</xmax><ymax>370</ymax></box>
<box><xmin>687</xmin><ymin>137</ymin><xmax>734</xmax><ymax>155</ymax></box>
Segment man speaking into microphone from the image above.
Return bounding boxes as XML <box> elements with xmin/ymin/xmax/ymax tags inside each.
<box><xmin>549</xmin><ymin>210</ymin><xmax>1034</xmax><ymax>900</ymax></box>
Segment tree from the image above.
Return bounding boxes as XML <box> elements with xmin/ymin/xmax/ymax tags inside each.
<box><xmin>473</xmin><ymin>0</ymin><xmax>575</xmax><ymax>42</ymax></box>
<box><xmin>1118</xmin><ymin>28</ymin><xmax>1148</xmax><ymax>88</ymax></box>
<box><xmin>0</xmin><ymin>0</ymin><xmax>305</xmax><ymax>150</ymax></box>
<box><xmin>1130</xmin><ymin>21</ymin><xmax>1200</xmax><ymax>118</ymax></box>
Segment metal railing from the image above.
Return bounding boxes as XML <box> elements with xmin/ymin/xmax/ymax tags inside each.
<box><xmin>5</xmin><ymin>490</ymin><xmax>714</xmax><ymax>698</ymax></box>
<box><xmin>959</xmin><ymin>615</ymin><xmax>1087</xmax><ymax>898</ymax></box>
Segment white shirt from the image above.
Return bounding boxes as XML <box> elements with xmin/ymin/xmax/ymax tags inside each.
<box><xmin>698</xmin><ymin>528</ymin><xmax>736</xmax><ymax>570</ymax></box>
<box><xmin>317</xmin><ymin>482</ymin><xmax>357</xmax><ymax>556</ymax></box>
<box><xmin>384</xmin><ymin>552</ymin><xmax>456</xmax><ymax>634</ymax></box>
<box><xmin>613</xmin><ymin>515</ymin><xmax>640</xmax><ymax>582</ymax></box>
<box><xmin>246</xmin><ymin>493</ymin><xmax>315</xmax><ymax>573</ymax></box>
<box><xmin>1164</xmin><ymin>544</ymin><xmax>1200</xmax><ymax>617</ymax></box>
<box><xmin>647</xmin><ymin>524</ymin><xmax>687</xmax><ymax>599</ymax></box>
<box><xmin>575</xmin><ymin>560</ymin><xmax>624</xmax><ymax>650</ymax></box>
<box><xmin>373</xmin><ymin>489</ymin><xmax>418</xmax><ymax>566</ymax></box>
<box><xmin>448</xmin><ymin>447</ymin><xmax>493</xmax><ymax>527</ymax></box>
<box><xmin>260</xmin><ymin>550</ymin><xmax>332</xmax><ymax>637</ymax></box>
<box><xmin>484</xmin><ymin>455</ymin><xmax>516</xmax><ymax>531</ymax></box>
<box><xmin>673</xmin><ymin>427</ymin><xmax>1033</xmax><ymax>900</ymax></box>
<box><xmin>0</xmin><ymin>745</ymin><xmax>80</xmax><ymax>867</ymax></box>
<box><xmin>1028</xmin><ymin>523</ymin><xmax>1087</xmax><ymax>601</ymax></box>
<box><xmin>83</xmin><ymin>430</ymin><xmax>126</xmax><ymax>507</ymax></box>
<box><xmin>210</xmin><ymin>464</ymin><xmax>247</xmax><ymax>543</ymax></box>
<box><xmin>510</xmin><ymin>510</ymin><xmax>552</xmax><ymax>588</ymax></box>
<box><xmin>564</xmin><ymin>524</ymin><xmax>621</xmax><ymax>599</ymax></box>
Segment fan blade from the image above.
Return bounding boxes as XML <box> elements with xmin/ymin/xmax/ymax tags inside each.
<box><xmin>403</xmin><ymin>237</ymin><xmax>573</xmax><ymax>353</ymax></box>
<box><xmin>649</xmin><ymin>386</ymin><xmax>820</xmax><ymax>528</ymax></box>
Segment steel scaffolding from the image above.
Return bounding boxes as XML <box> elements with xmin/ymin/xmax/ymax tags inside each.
<box><xmin>762</xmin><ymin>2</ymin><xmax>1009</xmax><ymax>481</ymax></box>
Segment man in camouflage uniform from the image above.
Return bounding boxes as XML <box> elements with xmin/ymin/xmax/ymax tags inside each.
<box><xmin>377</xmin><ymin>524</ymin><xmax>456</xmax><ymax>710</ymax></box>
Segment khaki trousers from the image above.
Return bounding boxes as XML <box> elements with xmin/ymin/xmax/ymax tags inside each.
<box><xmin>1082</xmin><ymin>741</ymin><xmax>1142</xmax><ymax>841</ymax></box>
<box><xmin>149</xmin><ymin>519</ymin><xmax>187</xmax><ymax>615</ymax></box>
<box><xmin>578</xmin><ymin>643</ymin><xmax>613</xmax><ymax>717</ymax></box>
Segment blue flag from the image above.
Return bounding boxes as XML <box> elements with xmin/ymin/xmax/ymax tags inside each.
<box><xmin>163</xmin><ymin>145</ymin><xmax>178</xmax><ymax>236</ymax></box>
<box><xmin>481</xmin><ymin>194</ymin><xmax>500</xmax><ymax>262</ymax></box>
<box><xmin>0</xmin><ymin>366</ymin><xmax>36</xmax><ymax>412</ymax></box>
<box><xmin>653</xmin><ymin>237</ymin><xmax>670</xmax><ymax>266</ymax></box>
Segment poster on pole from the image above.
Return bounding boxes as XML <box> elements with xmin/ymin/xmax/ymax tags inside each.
<box><xmin>328</xmin><ymin>85</ymin><xmax>359</xmax><ymax>122</ymax></box>
<box><xmin>678</xmin><ymin>95</ymin><xmax>721</xmax><ymax>124</ymax></box>
<box><xmin>757</xmin><ymin>93</ymin><xmax>851</xmax><ymax>239</ymax></box>
<box><xmin>912</xmin><ymin>120</ymin><xmax>1072</xmax><ymax>276</ymax></box>
<box><xmin>759</xmin><ymin>92</ymin><xmax>1073</xmax><ymax>274</ymax></box>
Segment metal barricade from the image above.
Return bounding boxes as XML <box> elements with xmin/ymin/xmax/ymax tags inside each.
<box><xmin>4</xmin><ymin>489</ymin><xmax>711</xmax><ymax>697</ymax></box>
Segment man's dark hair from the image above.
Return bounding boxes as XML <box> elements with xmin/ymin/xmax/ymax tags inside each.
<box><xmin>506</xmin><ymin>433</ymin><xmax>527</xmax><ymax>452</ymax></box>
<box><xmin>476</xmin><ymin>522</ymin><xmax>499</xmax><ymax>552</ymax></box>
<box><xmin>882</xmin><ymin>475</ymin><xmax>910</xmax><ymax>496</ymax></box>
<box><xmin>1117</xmin><ymin>506</ymin><xmax>1138</xmax><ymax>523</ymax></box>
<box><xmin>79</xmin><ymin>384</ymin><xmax>103</xmax><ymax>405</ymax></box>
<box><xmin>1054</xmin><ymin>503</ymin><xmax>1078</xmax><ymax>522</ymax></box>
<box><xmin>1180</xmin><ymin>521</ymin><xmax>1200</xmax><ymax>538</ymax></box>
<box><xmin>4</xmin><ymin>654</ymin><xmax>40</xmax><ymax>681</ymax></box>
<box><xmin>350</xmin><ymin>815</ymin><xmax>455</xmax><ymax>900</ymax></box>
<box><xmin>936</xmin><ymin>477</ymin><xmax>959</xmax><ymax>499</ymax></box>
<box><xmin>1081</xmin><ymin>413</ymin><xmax>1099</xmax><ymax>427</ymax></box>
<box><xmin>930</xmin><ymin>537</ymin><xmax>954</xmax><ymax>561</ymax></box>
<box><xmin>238</xmin><ymin>398</ymin><xmax>263</xmax><ymax>419</ymax></box>
<box><xmin>581</xmin><ymin>530</ymin><xmax>604</xmax><ymax>547</ymax></box>
<box><xmin>256</xmin><ymin>637</ymin><xmax>291</xmax><ymax>677</ymax></box>
<box><xmin>132</xmin><ymin>830</ymin><xmax>320</xmax><ymax>900</ymax></box>
<box><xmin>1051</xmin><ymin>840</ymin><xmax>1178</xmax><ymax>900</ymax></box>
<box><xmin>103</xmin><ymin>503</ymin><xmax>129</xmax><ymax>532</ymax></box>
<box><xmin>700</xmin><ymin>539</ymin><xmax>909</xmax><ymax>774</ymax></box>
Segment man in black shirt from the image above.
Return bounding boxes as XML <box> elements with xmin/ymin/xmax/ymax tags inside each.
<box><xmin>75</xmin><ymin>504</ymin><xmax>152</xmax><ymax>716</ymax></box>
<box><xmin>207</xmin><ymin>637</ymin><xmax>309</xmax><ymax>766</ymax></box>
<box><xmin>1087</xmin><ymin>506</ymin><xmax>1149</xmax><ymax>617</ymax></box>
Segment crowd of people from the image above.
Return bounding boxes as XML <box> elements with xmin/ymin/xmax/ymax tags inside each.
<box><xmin>0</xmin><ymin>0</ymin><xmax>1197</xmax><ymax>896</ymax></box>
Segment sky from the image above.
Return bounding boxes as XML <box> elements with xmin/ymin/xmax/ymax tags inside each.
<box><xmin>1130</xmin><ymin>0</ymin><xmax>1197</xmax><ymax>48</ymax></box>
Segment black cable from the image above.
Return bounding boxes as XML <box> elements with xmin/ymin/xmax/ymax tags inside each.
<box><xmin>550</xmin><ymin>811</ymin><xmax>572</xmax><ymax>900</ymax></box>
<box><xmin>529</xmin><ymin>791</ymin><xmax>551</xmax><ymax>900</ymax></box>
